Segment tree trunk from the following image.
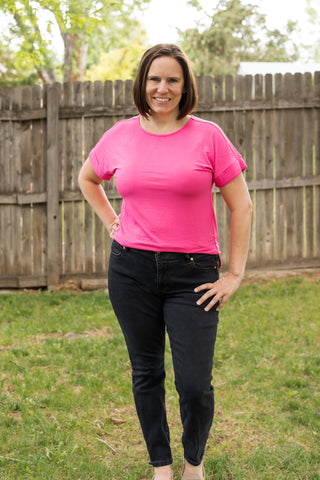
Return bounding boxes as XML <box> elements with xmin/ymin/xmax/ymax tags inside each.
<box><xmin>62</xmin><ymin>32</ymin><xmax>88</xmax><ymax>82</ymax></box>
<box><xmin>37</xmin><ymin>69</ymin><xmax>60</xmax><ymax>84</ymax></box>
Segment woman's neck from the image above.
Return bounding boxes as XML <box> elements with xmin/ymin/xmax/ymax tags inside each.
<box><xmin>140</xmin><ymin>114</ymin><xmax>190</xmax><ymax>135</ymax></box>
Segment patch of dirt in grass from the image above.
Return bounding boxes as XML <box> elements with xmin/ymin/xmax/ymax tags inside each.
<box><xmin>243</xmin><ymin>266</ymin><xmax>320</xmax><ymax>284</ymax></box>
<box><xmin>0</xmin><ymin>326</ymin><xmax>112</xmax><ymax>352</ymax></box>
<box><xmin>52</xmin><ymin>280</ymin><xmax>83</xmax><ymax>292</ymax></box>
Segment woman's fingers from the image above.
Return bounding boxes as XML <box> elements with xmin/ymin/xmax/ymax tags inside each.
<box><xmin>109</xmin><ymin>217</ymin><xmax>120</xmax><ymax>238</ymax></box>
<box><xmin>194</xmin><ymin>273</ymin><xmax>242</xmax><ymax>311</ymax></box>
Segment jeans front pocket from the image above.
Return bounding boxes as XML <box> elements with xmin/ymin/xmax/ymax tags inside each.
<box><xmin>111</xmin><ymin>240</ymin><xmax>126</xmax><ymax>257</ymax></box>
<box><xmin>189</xmin><ymin>253</ymin><xmax>220</xmax><ymax>272</ymax></box>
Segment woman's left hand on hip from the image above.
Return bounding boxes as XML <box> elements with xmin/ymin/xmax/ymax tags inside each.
<box><xmin>194</xmin><ymin>272</ymin><xmax>242</xmax><ymax>312</ymax></box>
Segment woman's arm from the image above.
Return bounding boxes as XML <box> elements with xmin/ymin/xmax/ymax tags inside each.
<box><xmin>195</xmin><ymin>173</ymin><xmax>253</xmax><ymax>311</ymax></box>
<box><xmin>78</xmin><ymin>158</ymin><xmax>120</xmax><ymax>237</ymax></box>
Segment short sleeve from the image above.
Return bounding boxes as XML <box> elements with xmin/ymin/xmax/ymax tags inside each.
<box><xmin>211</xmin><ymin>125</ymin><xmax>247</xmax><ymax>188</ymax></box>
<box><xmin>88</xmin><ymin>129</ymin><xmax>116</xmax><ymax>181</ymax></box>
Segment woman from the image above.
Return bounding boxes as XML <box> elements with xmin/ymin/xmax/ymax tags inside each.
<box><xmin>78</xmin><ymin>44</ymin><xmax>252</xmax><ymax>480</ymax></box>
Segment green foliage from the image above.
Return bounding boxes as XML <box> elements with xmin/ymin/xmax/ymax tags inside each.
<box><xmin>0</xmin><ymin>39</ymin><xmax>40</xmax><ymax>86</ymax></box>
<box><xmin>85</xmin><ymin>27</ymin><xmax>148</xmax><ymax>82</ymax></box>
<box><xmin>304</xmin><ymin>0</ymin><xmax>320</xmax><ymax>60</ymax></box>
<box><xmin>85</xmin><ymin>14</ymin><xmax>149</xmax><ymax>82</ymax></box>
<box><xmin>179</xmin><ymin>0</ymin><xmax>300</xmax><ymax>76</ymax></box>
<box><xmin>85</xmin><ymin>43</ymin><xmax>144</xmax><ymax>83</ymax></box>
<box><xmin>0</xmin><ymin>0</ymin><xmax>150</xmax><ymax>85</ymax></box>
<box><xmin>0</xmin><ymin>0</ymin><xmax>63</xmax><ymax>82</ymax></box>
<box><xmin>261</xmin><ymin>21</ymin><xmax>300</xmax><ymax>62</ymax></box>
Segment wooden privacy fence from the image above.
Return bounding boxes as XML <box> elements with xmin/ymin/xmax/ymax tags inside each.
<box><xmin>0</xmin><ymin>73</ymin><xmax>320</xmax><ymax>289</ymax></box>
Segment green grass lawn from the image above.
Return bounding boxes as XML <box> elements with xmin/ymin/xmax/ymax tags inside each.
<box><xmin>0</xmin><ymin>276</ymin><xmax>319</xmax><ymax>480</ymax></box>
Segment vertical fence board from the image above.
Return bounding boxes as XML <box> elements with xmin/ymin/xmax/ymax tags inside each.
<box><xmin>196</xmin><ymin>76</ymin><xmax>204</xmax><ymax>107</ymax></box>
<box><xmin>314</xmin><ymin>72</ymin><xmax>320</xmax><ymax>258</ymax></box>
<box><xmin>11</xmin><ymin>88</ymin><xmax>22</xmax><ymax>275</ymax></box>
<box><xmin>224</xmin><ymin>75</ymin><xmax>235</xmax><ymax>142</ymax></box>
<box><xmin>293</xmin><ymin>74</ymin><xmax>304</xmax><ymax>259</ymax></box>
<box><xmin>0</xmin><ymin>88</ymin><xmax>4</xmax><ymax>274</ymax></box>
<box><xmin>93</xmin><ymin>81</ymin><xmax>105</xmax><ymax>273</ymax></box>
<box><xmin>114</xmin><ymin>80</ymin><xmax>124</xmax><ymax>111</ymax></box>
<box><xmin>103</xmin><ymin>80</ymin><xmax>116</xmax><ymax>271</ymax></box>
<box><xmin>264</xmin><ymin>74</ymin><xmax>275</xmax><ymax>260</ymax></box>
<box><xmin>243</xmin><ymin>75</ymin><xmax>255</xmax><ymax>261</ymax></box>
<box><xmin>274</xmin><ymin>74</ymin><xmax>286</xmax><ymax>261</ymax></box>
<box><xmin>202</xmin><ymin>76</ymin><xmax>214</xmax><ymax>123</ymax></box>
<box><xmin>302</xmin><ymin>73</ymin><xmax>314</xmax><ymax>259</ymax></box>
<box><xmin>32</xmin><ymin>85</ymin><xmax>46</xmax><ymax>276</ymax></box>
<box><xmin>234</xmin><ymin>76</ymin><xmax>245</xmax><ymax>157</ymax></box>
<box><xmin>219</xmin><ymin>75</ymin><xmax>234</xmax><ymax>263</ymax></box>
<box><xmin>125</xmin><ymin>79</ymin><xmax>134</xmax><ymax>109</ymax></box>
<box><xmin>21</xmin><ymin>86</ymin><xmax>33</xmax><ymax>275</ymax></box>
<box><xmin>62</xmin><ymin>82</ymin><xmax>74</xmax><ymax>275</ymax></box>
<box><xmin>73</xmin><ymin>81</ymin><xmax>84</xmax><ymax>273</ymax></box>
<box><xmin>0</xmin><ymin>88</ymin><xmax>13</xmax><ymax>276</ymax></box>
<box><xmin>5</xmin><ymin>89</ymin><xmax>17</xmax><ymax>275</ymax></box>
<box><xmin>283</xmin><ymin>74</ymin><xmax>304</xmax><ymax>260</ymax></box>
<box><xmin>104</xmin><ymin>80</ymin><xmax>114</xmax><ymax>134</ymax></box>
<box><xmin>83</xmin><ymin>81</ymin><xmax>94</xmax><ymax>274</ymax></box>
<box><xmin>253</xmin><ymin>75</ymin><xmax>265</xmax><ymax>262</ymax></box>
<box><xmin>244</xmin><ymin>76</ymin><xmax>254</xmax><ymax>179</ymax></box>
<box><xmin>283</xmin><ymin>74</ymin><xmax>296</xmax><ymax>258</ymax></box>
<box><xmin>212</xmin><ymin>75</ymin><xmax>224</xmax><ymax>135</ymax></box>
<box><xmin>46</xmin><ymin>84</ymin><xmax>61</xmax><ymax>288</ymax></box>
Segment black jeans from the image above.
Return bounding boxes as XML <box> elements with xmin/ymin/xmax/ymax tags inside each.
<box><xmin>108</xmin><ymin>240</ymin><xmax>220</xmax><ymax>467</ymax></box>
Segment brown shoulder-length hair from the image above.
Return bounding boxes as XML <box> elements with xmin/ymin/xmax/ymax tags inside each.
<box><xmin>133</xmin><ymin>44</ymin><xmax>198</xmax><ymax>120</ymax></box>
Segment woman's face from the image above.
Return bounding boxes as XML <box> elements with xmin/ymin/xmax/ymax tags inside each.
<box><xmin>145</xmin><ymin>56</ymin><xmax>185</xmax><ymax>119</ymax></box>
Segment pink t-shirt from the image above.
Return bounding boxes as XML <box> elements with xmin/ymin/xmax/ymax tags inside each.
<box><xmin>89</xmin><ymin>115</ymin><xmax>247</xmax><ymax>254</ymax></box>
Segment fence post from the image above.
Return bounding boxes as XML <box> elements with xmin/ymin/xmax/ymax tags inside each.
<box><xmin>46</xmin><ymin>84</ymin><xmax>61</xmax><ymax>289</ymax></box>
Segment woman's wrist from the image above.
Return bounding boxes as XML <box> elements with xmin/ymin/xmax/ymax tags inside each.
<box><xmin>108</xmin><ymin>216</ymin><xmax>120</xmax><ymax>238</ymax></box>
<box><xmin>227</xmin><ymin>270</ymin><xmax>244</xmax><ymax>280</ymax></box>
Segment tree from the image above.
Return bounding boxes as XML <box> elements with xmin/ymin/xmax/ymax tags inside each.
<box><xmin>0</xmin><ymin>39</ymin><xmax>41</xmax><ymax>85</ymax></box>
<box><xmin>0</xmin><ymin>0</ymin><xmax>150</xmax><ymax>84</ymax></box>
<box><xmin>84</xmin><ymin>13</ymin><xmax>149</xmax><ymax>82</ymax></box>
<box><xmin>304</xmin><ymin>0</ymin><xmax>320</xmax><ymax>60</ymax></box>
<box><xmin>85</xmin><ymin>27</ymin><xmax>148</xmax><ymax>82</ymax></box>
<box><xmin>178</xmin><ymin>0</ymin><xmax>300</xmax><ymax>76</ymax></box>
<box><xmin>260</xmin><ymin>22</ymin><xmax>300</xmax><ymax>63</ymax></box>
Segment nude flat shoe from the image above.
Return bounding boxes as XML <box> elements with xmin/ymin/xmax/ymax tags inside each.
<box><xmin>181</xmin><ymin>474</ymin><xmax>204</xmax><ymax>480</ymax></box>
<box><xmin>181</xmin><ymin>462</ymin><xmax>205</xmax><ymax>480</ymax></box>
<box><xmin>152</xmin><ymin>473</ymin><xmax>173</xmax><ymax>480</ymax></box>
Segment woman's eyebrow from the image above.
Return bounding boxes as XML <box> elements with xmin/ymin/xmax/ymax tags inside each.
<box><xmin>147</xmin><ymin>75</ymin><xmax>181</xmax><ymax>80</ymax></box>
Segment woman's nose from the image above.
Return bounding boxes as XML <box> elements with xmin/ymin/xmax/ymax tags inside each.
<box><xmin>157</xmin><ymin>81</ymin><xmax>168</xmax><ymax>93</ymax></box>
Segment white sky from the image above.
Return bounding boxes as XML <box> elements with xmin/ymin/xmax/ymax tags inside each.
<box><xmin>141</xmin><ymin>0</ymin><xmax>312</xmax><ymax>47</ymax></box>
<box><xmin>0</xmin><ymin>0</ymin><xmax>315</xmax><ymax>61</ymax></box>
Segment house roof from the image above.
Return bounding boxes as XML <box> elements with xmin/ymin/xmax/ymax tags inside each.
<box><xmin>238</xmin><ymin>62</ymin><xmax>320</xmax><ymax>76</ymax></box>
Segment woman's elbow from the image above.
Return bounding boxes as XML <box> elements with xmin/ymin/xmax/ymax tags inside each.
<box><xmin>78</xmin><ymin>158</ymin><xmax>99</xmax><ymax>191</ymax></box>
<box><xmin>245</xmin><ymin>198</ymin><xmax>253</xmax><ymax>221</ymax></box>
<box><xmin>78</xmin><ymin>166</ymin><xmax>85</xmax><ymax>190</ymax></box>
<box><xmin>246</xmin><ymin>196</ymin><xmax>253</xmax><ymax>215</ymax></box>
<box><xmin>236</xmin><ymin>195</ymin><xmax>253</xmax><ymax>220</ymax></box>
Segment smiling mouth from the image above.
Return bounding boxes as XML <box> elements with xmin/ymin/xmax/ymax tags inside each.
<box><xmin>154</xmin><ymin>98</ymin><xmax>171</xmax><ymax>102</ymax></box>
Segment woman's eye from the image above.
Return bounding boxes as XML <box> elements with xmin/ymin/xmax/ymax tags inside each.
<box><xmin>148</xmin><ymin>77</ymin><xmax>179</xmax><ymax>83</ymax></box>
